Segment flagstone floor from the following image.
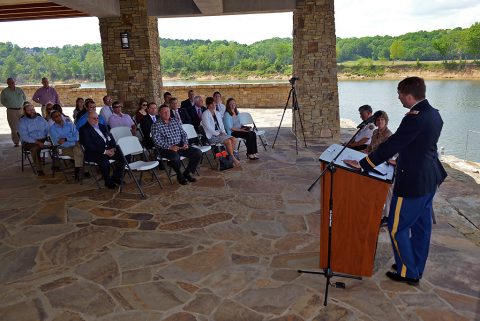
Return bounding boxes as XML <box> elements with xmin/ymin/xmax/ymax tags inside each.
<box><xmin>0</xmin><ymin>109</ymin><xmax>479</xmax><ymax>321</ymax></box>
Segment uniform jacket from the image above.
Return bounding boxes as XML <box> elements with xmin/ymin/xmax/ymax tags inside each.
<box><xmin>79</xmin><ymin>122</ymin><xmax>116</xmax><ymax>162</ymax></box>
<box><xmin>359</xmin><ymin>99</ymin><xmax>447</xmax><ymax>197</ymax></box>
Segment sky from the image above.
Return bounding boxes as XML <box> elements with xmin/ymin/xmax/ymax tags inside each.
<box><xmin>0</xmin><ymin>0</ymin><xmax>479</xmax><ymax>47</ymax></box>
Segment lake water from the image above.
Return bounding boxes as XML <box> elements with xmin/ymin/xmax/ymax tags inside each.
<box><xmin>81</xmin><ymin>79</ymin><xmax>480</xmax><ymax>162</ymax></box>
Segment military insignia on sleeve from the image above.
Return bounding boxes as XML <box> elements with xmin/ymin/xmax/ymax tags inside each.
<box><xmin>406</xmin><ymin>110</ymin><xmax>420</xmax><ymax>116</ymax></box>
<box><xmin>368</xmin><ymin>124</ymin><xmax>375</xmax><ymax>130</ymax></box>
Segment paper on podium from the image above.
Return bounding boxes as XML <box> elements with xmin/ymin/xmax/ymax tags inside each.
<box><xmin>319</xmin><ymin>144</ymin><xmax>394</xmax><ymax>182</ymax></box>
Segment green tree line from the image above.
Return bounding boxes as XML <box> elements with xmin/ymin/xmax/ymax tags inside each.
<box><xmin>0</xmin><ymin>22</ymin><xmax>478</xmax><ymax>84</ymax></box>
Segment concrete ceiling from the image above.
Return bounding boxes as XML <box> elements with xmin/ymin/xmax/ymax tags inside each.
<box><xmin>0</xmin><ymin>0</ymin><xmax>296</xmax><ymax>22</ymax></box>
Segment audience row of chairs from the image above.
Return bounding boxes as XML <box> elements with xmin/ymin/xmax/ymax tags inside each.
<box><xmin>19</xmin><ymin>112</ymin><xmax>267</xmax><ymax>198</ymax></box>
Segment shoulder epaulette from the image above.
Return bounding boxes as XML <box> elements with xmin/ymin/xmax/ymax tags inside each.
<box><xmin>406</xmin><ymin>110</ymin><xmax>420</xmax><ymax>116</ymax></box>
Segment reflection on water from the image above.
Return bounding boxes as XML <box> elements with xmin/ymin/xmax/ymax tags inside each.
<box><xmin>338</xmin><ymin>80</ymin><xmax>480</xmax><ymax>162</ymax></box>
<box><xmin>77</xmin><ymin>79</ymin><xmax>480</xmax><ymax>162</ymax></box>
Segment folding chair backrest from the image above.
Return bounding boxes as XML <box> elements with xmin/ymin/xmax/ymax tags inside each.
<box><xmin>117</xmin><ymin>136</ymin><xmax>143</xmax><ymax>157</ymax></box>
<box><xmin>110</xmin><ymin>126</ymin><xmax>132</xmax><ymax>143</ymax></box>
<box><xmin>238</xmin><ymin>112</ymin><xmax>255</xmax><ymax>126</ymax></box>
<box><xmin>182</xmin><ymin>124</ymin><xmax>198</xmax><ymax>140</ymax></box>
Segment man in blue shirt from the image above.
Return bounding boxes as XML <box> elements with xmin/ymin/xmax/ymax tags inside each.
<box><xmin>49</xmin><ymin>110</ymin><xmax>85</xmax><ymax>180</ymax></box>
<box><xmin>151</xmin><ymin>104</ymin><xmax>201</xmax><ymax>185</ymax></box>
<box><xmin>17</xmin><ymin>102</ymin><xmax>49</xmax><ymax>176</ymax></box>
<box><xmin>75</xmin><ymin>99</ymin><xmax>106</xmax><ymax>130</ymax></box>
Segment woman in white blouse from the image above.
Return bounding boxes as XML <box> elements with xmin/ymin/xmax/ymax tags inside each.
<box><xmin>202</xmin><ymin>96</ymin><xmax>240</xmax><ymax>166</ymax></box>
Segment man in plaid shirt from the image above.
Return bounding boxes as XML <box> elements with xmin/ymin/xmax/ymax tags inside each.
<box><xmin>151</xmin><ymin>104</ymin><xmax>202</xmax><ymax>185</ymax></box>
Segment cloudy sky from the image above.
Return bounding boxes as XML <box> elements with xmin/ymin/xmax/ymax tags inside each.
<box><xmin>0</xmin><ymin>0</ymin><xmax>479</xmax><ymax>47</ymax></box>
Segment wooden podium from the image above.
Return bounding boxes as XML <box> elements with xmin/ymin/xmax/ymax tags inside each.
<box><xmin>319</xmin><ymin>144</ymin><xmax>394</xmax><ymax>277</ymax></box>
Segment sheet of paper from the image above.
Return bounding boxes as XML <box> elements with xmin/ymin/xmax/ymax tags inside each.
<box><xmin>319</xmin><ymin>144</ymin><xmax>394</xmax><ymax>182</ymax></box>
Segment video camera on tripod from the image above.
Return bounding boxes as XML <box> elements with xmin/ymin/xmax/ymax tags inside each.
<box><xmin>289</xmin><ymin>76</ymin><xmax>299</xmax><ymax>85</ymax></box>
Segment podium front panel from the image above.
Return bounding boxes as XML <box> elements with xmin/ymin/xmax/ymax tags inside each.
<box><xmin>319</xmin><ymin>161</ymin><xmax>390</xmax><ymax>277</ymax></box>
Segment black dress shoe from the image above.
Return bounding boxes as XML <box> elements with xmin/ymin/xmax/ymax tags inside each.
<box><xmin>105</xmin><ymin>181</ymin><xmax>117</xmax><ymax>189</ymax></box>
<box><xmin>385</xmin><ymin>271</ymin><xmax>419</xmax><ymax>285</ymax></box>
<box><xmin>183</xmin><ymin>172</ymin><xmax>196</xmax><ymax>182</ymax></box>
<box><xmin>391</xmin><ymin>264</ymin><xmax>422</xmax><ymax>278</ymax></box>
<box><xmin>111</xmin><ymin>177</ymin><xmax>125</xmax><ymax>185</ymax></box>
<box><xmin>177</xmin><ymin>174</ymin><xmax>188</xmax><ymax>185</ymax></box>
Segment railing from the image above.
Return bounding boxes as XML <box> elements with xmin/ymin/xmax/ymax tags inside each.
<box><xmin>464</xmin><ymin>130</ymin><xmax>480</xmax><ymax>162</ymax></box>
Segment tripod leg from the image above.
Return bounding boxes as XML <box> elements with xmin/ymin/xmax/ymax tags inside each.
<box><xmin>292</xmin><ymin>89</ymin><xmax>308</xmax><ymax>147</ymax></box>
<box><xmin>272</xmin><ymin>88</ymin><xmax>293</xmax><ymax>149</ymax></box>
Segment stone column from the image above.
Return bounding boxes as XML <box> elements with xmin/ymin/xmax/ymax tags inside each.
<box><xmin>99</xmin><ymin>0</ymin><xmax>162</xmax><ymax>114</ymax></box>
<box><xmin>293</xmin><ymin>0</ymin><xmax>340</xmax><ymax>140</ymax></box>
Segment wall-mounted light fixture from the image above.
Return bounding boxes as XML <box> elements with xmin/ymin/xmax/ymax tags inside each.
<box><xmin>120</xmin><ymin>31</ymin><xmax>130</xmax><ymax>49</ymax></box>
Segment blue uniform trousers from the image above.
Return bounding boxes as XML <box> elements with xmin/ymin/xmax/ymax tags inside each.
<box><xmin>388</xmin><ymin>192</ymin><xmax>435</xmax><ymax>279</ymax></box>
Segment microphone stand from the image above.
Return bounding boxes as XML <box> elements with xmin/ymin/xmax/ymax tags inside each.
<box><xmin>301</xmin><ymin>124</ymin><xmax>368</xmax><ymax>306</ymax></box>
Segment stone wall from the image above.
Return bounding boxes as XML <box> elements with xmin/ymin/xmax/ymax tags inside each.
<box><xmin>293</xmin><ymin>0</ymin><xmax>340</xmax><ymax>139</ymax></box>
<box><xmin>99</xmin><ymin>0</ymin><xmax>163</xmax><ymax>112</ymax></box>
<box><xmin>0</xmin><ymin>83</ymin><xmax>292</xmax><ymax>109</ymax></box>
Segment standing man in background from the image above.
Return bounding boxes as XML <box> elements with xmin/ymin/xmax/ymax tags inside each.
<box><xmin>345</xmin><ymin>77</ymin><xmax>447</xmax><ymax>285</ymax></box>
<box><xmin>1</xmin><ymin>77</ymin><xmax>26</xmax><ymax>147</ymax></box>
<box><xmin>32</xmin><ymin>77</ymin><xmax>60</xmax><ymax>116</ymax></box>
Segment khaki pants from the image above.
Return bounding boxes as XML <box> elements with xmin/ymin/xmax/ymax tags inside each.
<box><xmin>7</xmin><ymin>108</ymin><xmax>21</xmax><ymax>145</ymax></box>
<box><xmin>59</xmin><ymin>142</ymin><xmax>84</xmax><ymax>168</ymax></box>
<box><xmin>22</xmin><ymin>142</ymin><xmax>45</xmax><ymax>172</ymax></box>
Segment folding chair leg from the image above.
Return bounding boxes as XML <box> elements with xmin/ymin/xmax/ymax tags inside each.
<box><xmin>259</xmin><ymin>135</ymin><xmax>268</xmax><ymax>151</ymax></box>
<box><xmin>152</xmin><ymin>170</ymin><xmax>163</xmax><ymax>189</ymax></box>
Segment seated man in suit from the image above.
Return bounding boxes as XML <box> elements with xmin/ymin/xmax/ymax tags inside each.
<box><xmin>169</xmin><ymin>97</ymin><xmax>191</xmax><ymax>125</ymax></box>
<box><xmin>151</xmin><ymin>104</ymin><xmax>202</xmax><ymax>185</ymax></box>
<box><xmin>180</xmin><ymin>89</ymin><xmax>195</xmax><ymax>110</ymax></box>
<box><xmin>186</xmin><ymin>95</ymin><xmax>206</xmax><ymax>132</ymax></box>
<box><xmin>17</xmin><ymin>102</ymin><xmax>49</xmax><ymax>176</ymax></box>
<box><xmin>79</xmin><ymin>111</ymin><xmax>125</xmax><ymax>189</ymax></box>
<box><xmin>140</xmin><ymin>102</ymin><xmax>159</xmax><ymax>150</ymax></box>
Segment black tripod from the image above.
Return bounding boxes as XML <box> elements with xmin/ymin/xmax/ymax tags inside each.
<box><xmin>300</xmin><ymin>126</ymin><xmax>366</xmax><ymax>306</ymax></box>
<box><xmin>272</xmin><ymin>77</ymin><xmax>307</xmax><ymax>154</ymax></box>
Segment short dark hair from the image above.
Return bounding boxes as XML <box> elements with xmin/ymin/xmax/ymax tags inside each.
<box><xmin>376</xmin><ymin>110</ymin><xmax>389</xmax><ymax>124</ymax></box>
<box><xmin>159</xmin><ymin>104</ymin><xmax>169</xmax><ymax>109</ymax></box>
<box><xmin>397</xmin><ymin>76</ymin><xmax>426</xmax><ymax>100</ymax></box>
<box><xmin>358</xmin><ymin>104</ymin><xmax>372</xmax><ymax>113</ymax></box>
<box><xmin>163</xmin><ymin>92</ymin><xmax>171</xmax><ymax>99</ymax></box>
<box><xmin>213</xmin><ymin>91</ymin><xmax>221</xmax><ymax>97</ymax></box>
<box><xmin>205</xmin><ymin>97</ymin><xmax>214</xmax><ymax>106</ymax></box>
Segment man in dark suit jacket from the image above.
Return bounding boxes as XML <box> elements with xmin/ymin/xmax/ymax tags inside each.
<box><xmin>180</xmin><ymin>89</ymin><xmax>195</xmax><ymax>110</ymax></box>
<box><xmin>79</xmin><ymin>111</ymin><xmax>125</xmax><ymax>189</ymax></box>
<box><xmin>347</xmin><ymin>77</ymin><xmax>447</xmax><ymax>286</ymax></box>
<box><xmin>140</xmin><ymin>102</ymin><xmax>159</xmax><ymax>149</ymax></box>
<box><xmin>186</xmin><ymin>95</ymin><xmax>207</xmax><ymax>132</ymax></box>
<box><xmin>169</xmin><ymin>97</ymin><xmax>191</xmax><ymax>125</ymax></box>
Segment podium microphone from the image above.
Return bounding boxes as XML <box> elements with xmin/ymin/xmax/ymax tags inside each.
<box><xmin>357</xmin><ymin>111</ymin><xmax>383</xmax><ymax>129</ymax></box>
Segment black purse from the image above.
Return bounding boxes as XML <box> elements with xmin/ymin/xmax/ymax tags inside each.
<box><xmin>218</xmin><ymin>155</ymin><xmax>234</xmax><ymax>171</ymax></box>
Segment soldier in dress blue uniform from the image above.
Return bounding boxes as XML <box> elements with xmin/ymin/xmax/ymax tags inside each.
<box><xmin>345</xmin><ymin>77</ymin><xmax>447</xmax><ymax>285</ymax></box>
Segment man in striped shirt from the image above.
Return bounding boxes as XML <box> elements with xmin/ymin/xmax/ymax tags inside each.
<box><xmin>151</xmin><ymin>104</ymin><xmax>201</xmax><ymax>185</ymax></box>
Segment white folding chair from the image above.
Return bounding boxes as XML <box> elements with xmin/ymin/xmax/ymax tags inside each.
<box><xmin>117</xmin><ymin>136</ymin><xmax>163</xmax><ymax>198</ymax></box>
<box><xmin>79</xmin><ymin>143</ymin><xmax>116</xmax><ymax>188</ymax></box>
<box><xmin>110</xmin><ymin>126</ymin><xmax>133</xmax><ymax>143</ymax></box>
<box><xmin>238</xmin><ymin>112</ymin><xmax>268</xmax><ymax>151</ymax></box>
<box><xmin>182</xmin><ymin>123</ymin><xmax>214</xmax><ymax>170</ymax></box>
